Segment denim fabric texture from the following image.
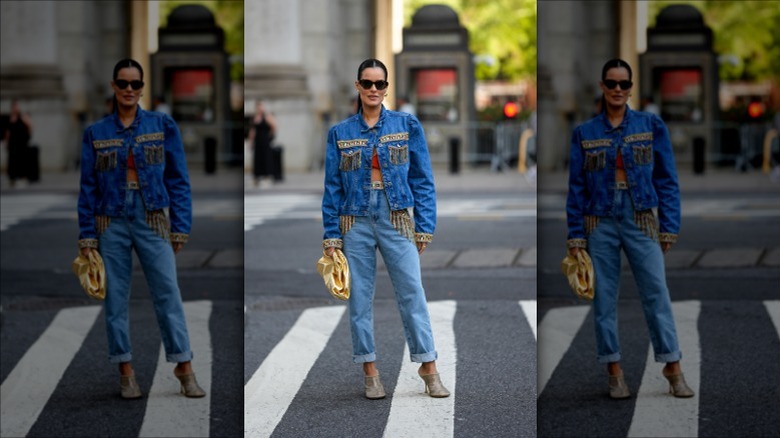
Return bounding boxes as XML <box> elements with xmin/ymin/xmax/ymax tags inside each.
<box><xmin>566</xmin><ymin>107</ymin><xmax>680</xmax><ymax>245</ymax></box>
<box><xmin>588</xmin><ymin>189</ymin><xmax>682</xmax><ymax>364</ymax></box>
<box><xmin>322</xmin><ymin>106</ymin><xmax>436</xmax><ymax>245</ymax></box>
<box><xmin>78</xmin><ymin>106</ymin><xmax>192</xmax><ymax>244</ymax></box>
<box><xmin>343</xmin><ymin>189</ymin><xmax>437</xmax><ymax>363</ymax></box>
<box><xmin>100</xmin><ymin>189</ymin><xmax>193</xmax><ymax>364</ymax></box>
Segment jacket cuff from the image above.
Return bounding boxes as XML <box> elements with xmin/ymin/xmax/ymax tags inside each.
<box><xmin>415</xmin><ymin>233</ymin><xmax>433</xmax><ymax>243</ymax></box>
<box><xmin>78</xmin><ymin>238</ymin><xmax>99</xmax><ymax>249</ymax></box>
<box><xmin>170</xmin><ymin>233</ymin><xmax>189</xmax><ymax>244</ymax></box>
<box><xmin>323</xmin><ymin>238</ymin><xmax>343</xmax><ymax>249</ymax></box>
<box><xmin>659</xmin><ymin>233</ymin><xmax>678</xmax><ymax>244</ymax></box>
<box><xmin>566</xmin><ymin>238</ymin><xmax>587</xmax><ymax>249</ymax></box>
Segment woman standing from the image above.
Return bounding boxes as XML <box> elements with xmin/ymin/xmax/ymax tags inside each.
<box><xmin>566</xmin><ymin>59</ymin><xmax>694</xmax><ymax>399</ymax></box>
<box><xmin>248</xmin><ymin>101</ymin><xmax>277</xmax><ymax>187</ymax></box>
<box><xmin>77</xmin><ymin>59</ymin><xmax>205</xmax><ymax>399</ymax></box>
<box><xmin>321</xmin><ymin>58</ymin><xmax>449</xmax><ymax>399</ymax></box>
<box><xmin>4</xmin><ymin>99</ymin><xmax>32</xmax><ymax>187</ymax></box>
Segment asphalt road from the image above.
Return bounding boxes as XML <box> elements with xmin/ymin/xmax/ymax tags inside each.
<box><xmin>0</xmin><ymin>191</ymin><xmax>244</xmax><ymax>438</ymax></box>
<box><xmin>536</xmin><ymin>190</ymin><xmax>780</xmax><ymax>438</ymax></box>
<box><xmin>244</xmin><ymin>190</ymin><xmax>538</xmax><ymax>438</ymax></box>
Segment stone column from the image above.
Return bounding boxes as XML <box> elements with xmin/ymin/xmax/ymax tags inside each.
<box><xmin>1</xmin><ymin>0</ymin><xmax>69</xmax><ymax>171</ymax></box>
<box><xmin>244</xmin><ymin>0</ymin><xmax>314</xmax><ymax>172</ymax></box>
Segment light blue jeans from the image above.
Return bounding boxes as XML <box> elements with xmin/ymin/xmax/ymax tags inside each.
<box><xmin>343</xmin><ymin>189</ymin><xmax>437</xmax><ymax>364</ymax></box>
<box><xmin>99</xmin><ymin>188</ymin><xmax>193</xmax><ymax>364</ymax></box>
<box><xmin>588</xmin><ymin>188</ymin><xmax>682</xmax><ymax>364</ymax></box>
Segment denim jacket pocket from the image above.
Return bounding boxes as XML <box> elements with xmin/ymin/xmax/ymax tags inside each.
<box><xmin>144</xmin><ymin>144</ymin><xmax>165</xmax><ymax>165</ymax></box>
<box><xmin>388</xmin><ymin>144</ymin><xmax>409</xmax><ymax>165</ymax></box>
<box><xmin>633</xmin><ymin>144</ymin><xmax>653</xmax><ymax>165</ymax></box>
<box><xmin>95</xmin><ymin>150</ymin><xmax>117</xmax><ymax>171</ymax></box>
<box><xmin>584</xmin><ymin>150</ymin><xmax>606</xmax><ymax>172</ymax></box>
<box><xmin>340</xmin><ymin>149</ymin><xmax>362</xmax><ymax>171</ymax></box>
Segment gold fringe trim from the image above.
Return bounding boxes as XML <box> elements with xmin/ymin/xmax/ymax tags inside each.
<box><xmin>145</xmin><ymin>209</ymin><xmax>170</xmax><ymax>241</ymax></box>
<box><xmin>584</xmin><ymin>215</ymin><xmax>600</xmax><ymax>236</ymax></box>
<box><xmin>634</xmin><ymin>210</ymin><xmax>659</xmax><ymax>242</ymax></box>
<box><xmin>339</xmin><ymin>215</ymin><xmax>355</xmax><ymax>235</ymax></box>
<box><xmin>95</xmin><ymin>215</ymin><xmax>111</xmax><ymax>236</ymax></box>
<box><xmin>391</xmin><ymin>209</ymin><xmax>415</xmax><ymax>242</ymax></box>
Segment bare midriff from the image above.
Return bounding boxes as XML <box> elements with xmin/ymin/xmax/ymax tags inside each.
<box><xmin>371</xmin><ymin>149</ymin><xmax>382</xmax><ymax>182</ymax></box>
<box><xmin>615</xmin><ymin>150</ymin><xmax>627</xmax><ymax>183</ymax></box>
<box><xmin>127</xmin><ymin>150</ymin><xmax>139</xmax><ymax>183</ymax></box>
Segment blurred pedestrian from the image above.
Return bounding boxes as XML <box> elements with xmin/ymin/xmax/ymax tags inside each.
<box><xmin>77</xmin><ymin>58</ymin><xmax>205</xmax><ymax>399</ymax></box>
<box><xmin>154</xmin><ymin>95</ymin><xmax>172</xmax><ymax>116</ymax></box>
<box><xmin>321</xmin><ymin>58</ymin><xmax>449</xmax><ymax>400</ymax></box>
<box><xmin>248</xmin><ymin>101</ymin><xmax>277</xmax><ymax>187</ymax></box>
<box><xmin>397</xmin><ymin>96</ymin><xmax>416</xmax><ymax>116</ymax></box>
<box><xmin>566</xmin><ymin>59</ymin><xmax>694</xmax><ymax>400</ymax></box>
<box><xmin>4</xmin><ymin>99</ymin><xmax>32</xmax><ymax>187</ymax></box>
<box><xmin>643</xmin><ymin>95</ymin><xmax>660</xmax><ymax>116</ymax></box>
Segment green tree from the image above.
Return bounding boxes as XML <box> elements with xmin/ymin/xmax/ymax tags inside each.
<box><xmin>404</xmin><ymin>0</ymin><xmax>536</xmax><ymax>81</ymax></box>
<box><xmin>649</xmin><ymin>1</ymin><xmax>780</xmax><ymax>81</ymax></box>
<box><xmin>159</xmin><ymin>1</ymin><xmax>244</xmax><ymax>81</ymax></box>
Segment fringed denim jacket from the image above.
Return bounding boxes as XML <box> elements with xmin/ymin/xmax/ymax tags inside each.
<box><xmin>77</xmin><ymin>107</ymin><xmax>192</xmax><ymax>249</ymax></box>
<box><xmin>322</xmin><ymin>106</ymin><xmax>436</xmax><ymax>249</ymax></box>
<box><xmin>566</xmin><ymin>107</ymin><xmax>680</xmax><ymax>249</ymax></box>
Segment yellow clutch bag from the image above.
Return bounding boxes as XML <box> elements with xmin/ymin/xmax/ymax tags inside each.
<box><xmin>561</xmin><ymin>250</ymin><xmax>595</xmax><ymax>301</ymax></box>
<box><xmin>316</xmin><ymin>249</ymin><xmax>350</xmax><ymax>301</ymax></box>
<box><xmin>72</xmin><ymin>250</ymin><xmax>106</xmax><ymax>300</ymax></box>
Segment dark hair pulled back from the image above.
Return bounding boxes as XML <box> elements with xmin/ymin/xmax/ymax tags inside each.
<box><xmin>111</xmin><ymin>58</ymin><xmax>144</xmax><ymax>114</ymax></box>
<box><xmin>355</xmin><ymin>58</ymin><xmax>388</xmax><ymax>114</ymax></box>
<box><xmin>599</xmin><ymin>58</ymin><xmax>632</xmax><ymax>113</ymax></box>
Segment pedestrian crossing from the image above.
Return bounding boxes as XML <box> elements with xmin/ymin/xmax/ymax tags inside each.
<box><xmin>243</xmin><ymin>194</ymin><xmax>536</xmax><ymax>232</ymax></box>
<box><xmin>0</xmin><ymin>193</ymin><xmax>242</xmax><ymax>232</ymax></box>
<box><xmin>244</xmin><ymin>299</ymin><xmax>537</xmax><ymax>438</ymax></box>
<box><xmin>538</xmin><ymin>299</ymin><xmax>780</xmax><ymax>438</ymax></box>
<box><xmin>0</xmin><ymin>300</ymin><xmax>216</xmax><ymax>438</ymax></box>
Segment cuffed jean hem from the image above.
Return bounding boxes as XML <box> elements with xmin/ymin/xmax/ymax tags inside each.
<box><xmin>410</xmin><ymin>351</ymin><xmax>438</xmax><ymax>363</ymax></box>
<box><xmin>597</xmin><ymin>352</ymin><xmax>621</xmax><ymax>364</ymax></box>
<box><xmin>166</xmin><ymin>351</ymin><xmax>194</xmax><ymax>363</ymax></box>
<box><xmin>353</xmin><ymin>352</ymin><xmax>377</xmax><ymax>364</ymax></box>
<box><xmin>655</xmin><ymin>351</ymin><xmax>682</xmax><ymax>363</ymax></box>
<box><xmin>109</xmin><ymin>353</ymin><xmax>133</xmax><ymax>364</ymax></box>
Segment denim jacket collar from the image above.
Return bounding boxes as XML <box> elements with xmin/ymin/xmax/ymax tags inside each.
<box><xmin>357</xmin><ymin>105</ymin><xmax>388</xmax><ymax>133</ymax></box>
<box><xmin>599</xmin><ymin>105</ymin><xmax>634</xmax><ymax>133</ymax></box>
<box><xmin>111</xmin><ymin>105</ymin><xmax>144</xmax><ymax>133</ymax></box>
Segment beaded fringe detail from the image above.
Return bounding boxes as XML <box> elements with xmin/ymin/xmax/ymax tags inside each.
<box><xmin>584</xmin><ymin>215</ymin><xmax>600</xmax><ymax>236</ymax></box>
<box><xmin>145</xmin><ymin>209</ymin><xmax>170</xmax><ymax>241</ymax></box>
<box><xmin>95</xmin><ymin>215</ymin><xmax>111</xmax><ymax>236</ymax></box>
<box><xmin>634</xmin><ymin>210</ymin><xmax>659</xmax><ymax>242</ymax></box>
<box><xmin>339</xmin><ymin>215</ymin><xmax>355</xmax><ymax>235</ymax></box>
<box><xmin>391</xmin><ymin>209</ymin><xmax>415</xmax><ymax>242</ymax></box>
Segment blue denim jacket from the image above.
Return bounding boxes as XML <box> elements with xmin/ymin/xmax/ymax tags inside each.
<box><xmin>566</xmin><ymin>107</ymin><xmax>680</xmax><ymax>248</ymax></box>
<box><xmin>322</xmin><ymin>106</ymin><xmax>436</xmax><ymax>248</ymax></box>
<box><xmin>77</xmin><ymin>107</ymin><xmax>192</xmax><ymax>248</ymax></box>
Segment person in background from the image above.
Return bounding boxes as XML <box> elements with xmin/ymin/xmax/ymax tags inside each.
<box><xmin>4</xmin><ymin>99</ymin><xmax>33</xmax><ymax>188</ymax></box>
<box><xmin>248</xmin><ymin>101</ymin><xmax>277</xmax><ymax>188</ymax></box>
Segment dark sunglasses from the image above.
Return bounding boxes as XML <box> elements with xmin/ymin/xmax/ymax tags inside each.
<box><xmin>114</xmin><ymin>79</ymin><xmax>144</xmax><ymax>90</ymax></box>
<box><xmin>358</xmin><ymin>79</ymin><xmax>389</xmax><ymax>90</ymax></box>
<box><xmin>603</xmin><ymin>79</ymin><xmax>633</xmax><ymax>90</ymax></box>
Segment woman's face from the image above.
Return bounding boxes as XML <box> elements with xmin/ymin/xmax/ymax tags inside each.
<box><xmin>112</xmin><ymin>67</ymin><xmax>143</xmax><ymax>109</ymax></box>
<box><xmin>600</xmin><ymin>67</ymin><xmax>632</xmax><ymax>108</ymax></box>
<box><xmin>356</xmin><ymin>67</ymin><xmax>387</xmax><ymax>110</ymax></box>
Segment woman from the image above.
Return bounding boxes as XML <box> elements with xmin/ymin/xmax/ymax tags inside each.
<box><xmin>248</xmin><ymin>101</ymin><xmax>277</xmax><ymax>187</ymax></box>
<box><xmin>566</xmin><ymin>59</ymin><xmax>694</xmax><ymax>399</ymax></box>
<box><xmin>4</xmin><ymin>99</ymin><xmax>32</xmax><ymax>187</ymax></box>
<box><xmin>77</xmin><ymin>59</ymin><xmax>205</xmax><ymax>399</ymax></box>
<box><xmin>321</xmin><ymin>58</ymin><xmax>449</xmax><ymax>399</ymax></box>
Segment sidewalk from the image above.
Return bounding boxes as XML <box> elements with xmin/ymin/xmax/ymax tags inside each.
<box><xmin>539</xmin><ymin>167</ymin><xmax>780</xmax><ymax>194</ymax></box>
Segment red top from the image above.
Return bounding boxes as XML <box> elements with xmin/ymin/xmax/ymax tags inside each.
<box><xmin>616</xmin><ymin>150</ymin><xmax>624</xmax><ymax>170</ymax></box>
<box><xmin>372</xmin><ymin>149</ymin><xmax>380</xmax><ymax>169</ymax></box>
<box><xmin>127</xmin><ymin>150</ymin><xmax>136</xmax><ymax>170</ymax></box>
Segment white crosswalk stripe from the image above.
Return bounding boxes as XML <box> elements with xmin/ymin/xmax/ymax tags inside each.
<box><xmin>537</xmin><ymin>305</ymin><xmax>590</xmax><ymax>394</ymax></box>
<box><xmin>0</xmin><ymin>194</ymin><xmax>74</xmax><ymax>231</ymax></box>
<box><xmin>244</xmin><ymin>299</ymin><xmax>536</xmax><ymax>437</ymax></box>
<box><xmin>0</xmin><ymin>301</ymin><xmax>217</xmax><ymax>438</ymax></box>
<box><xmin>243</xmin><ymin>194</ymin><xmax>536</xmax><ymax>232</ymax></box>
<box><xmin>0</xmin><ymin>306</ymin><xmax>101</xmax><ymax>438</ymax></box>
